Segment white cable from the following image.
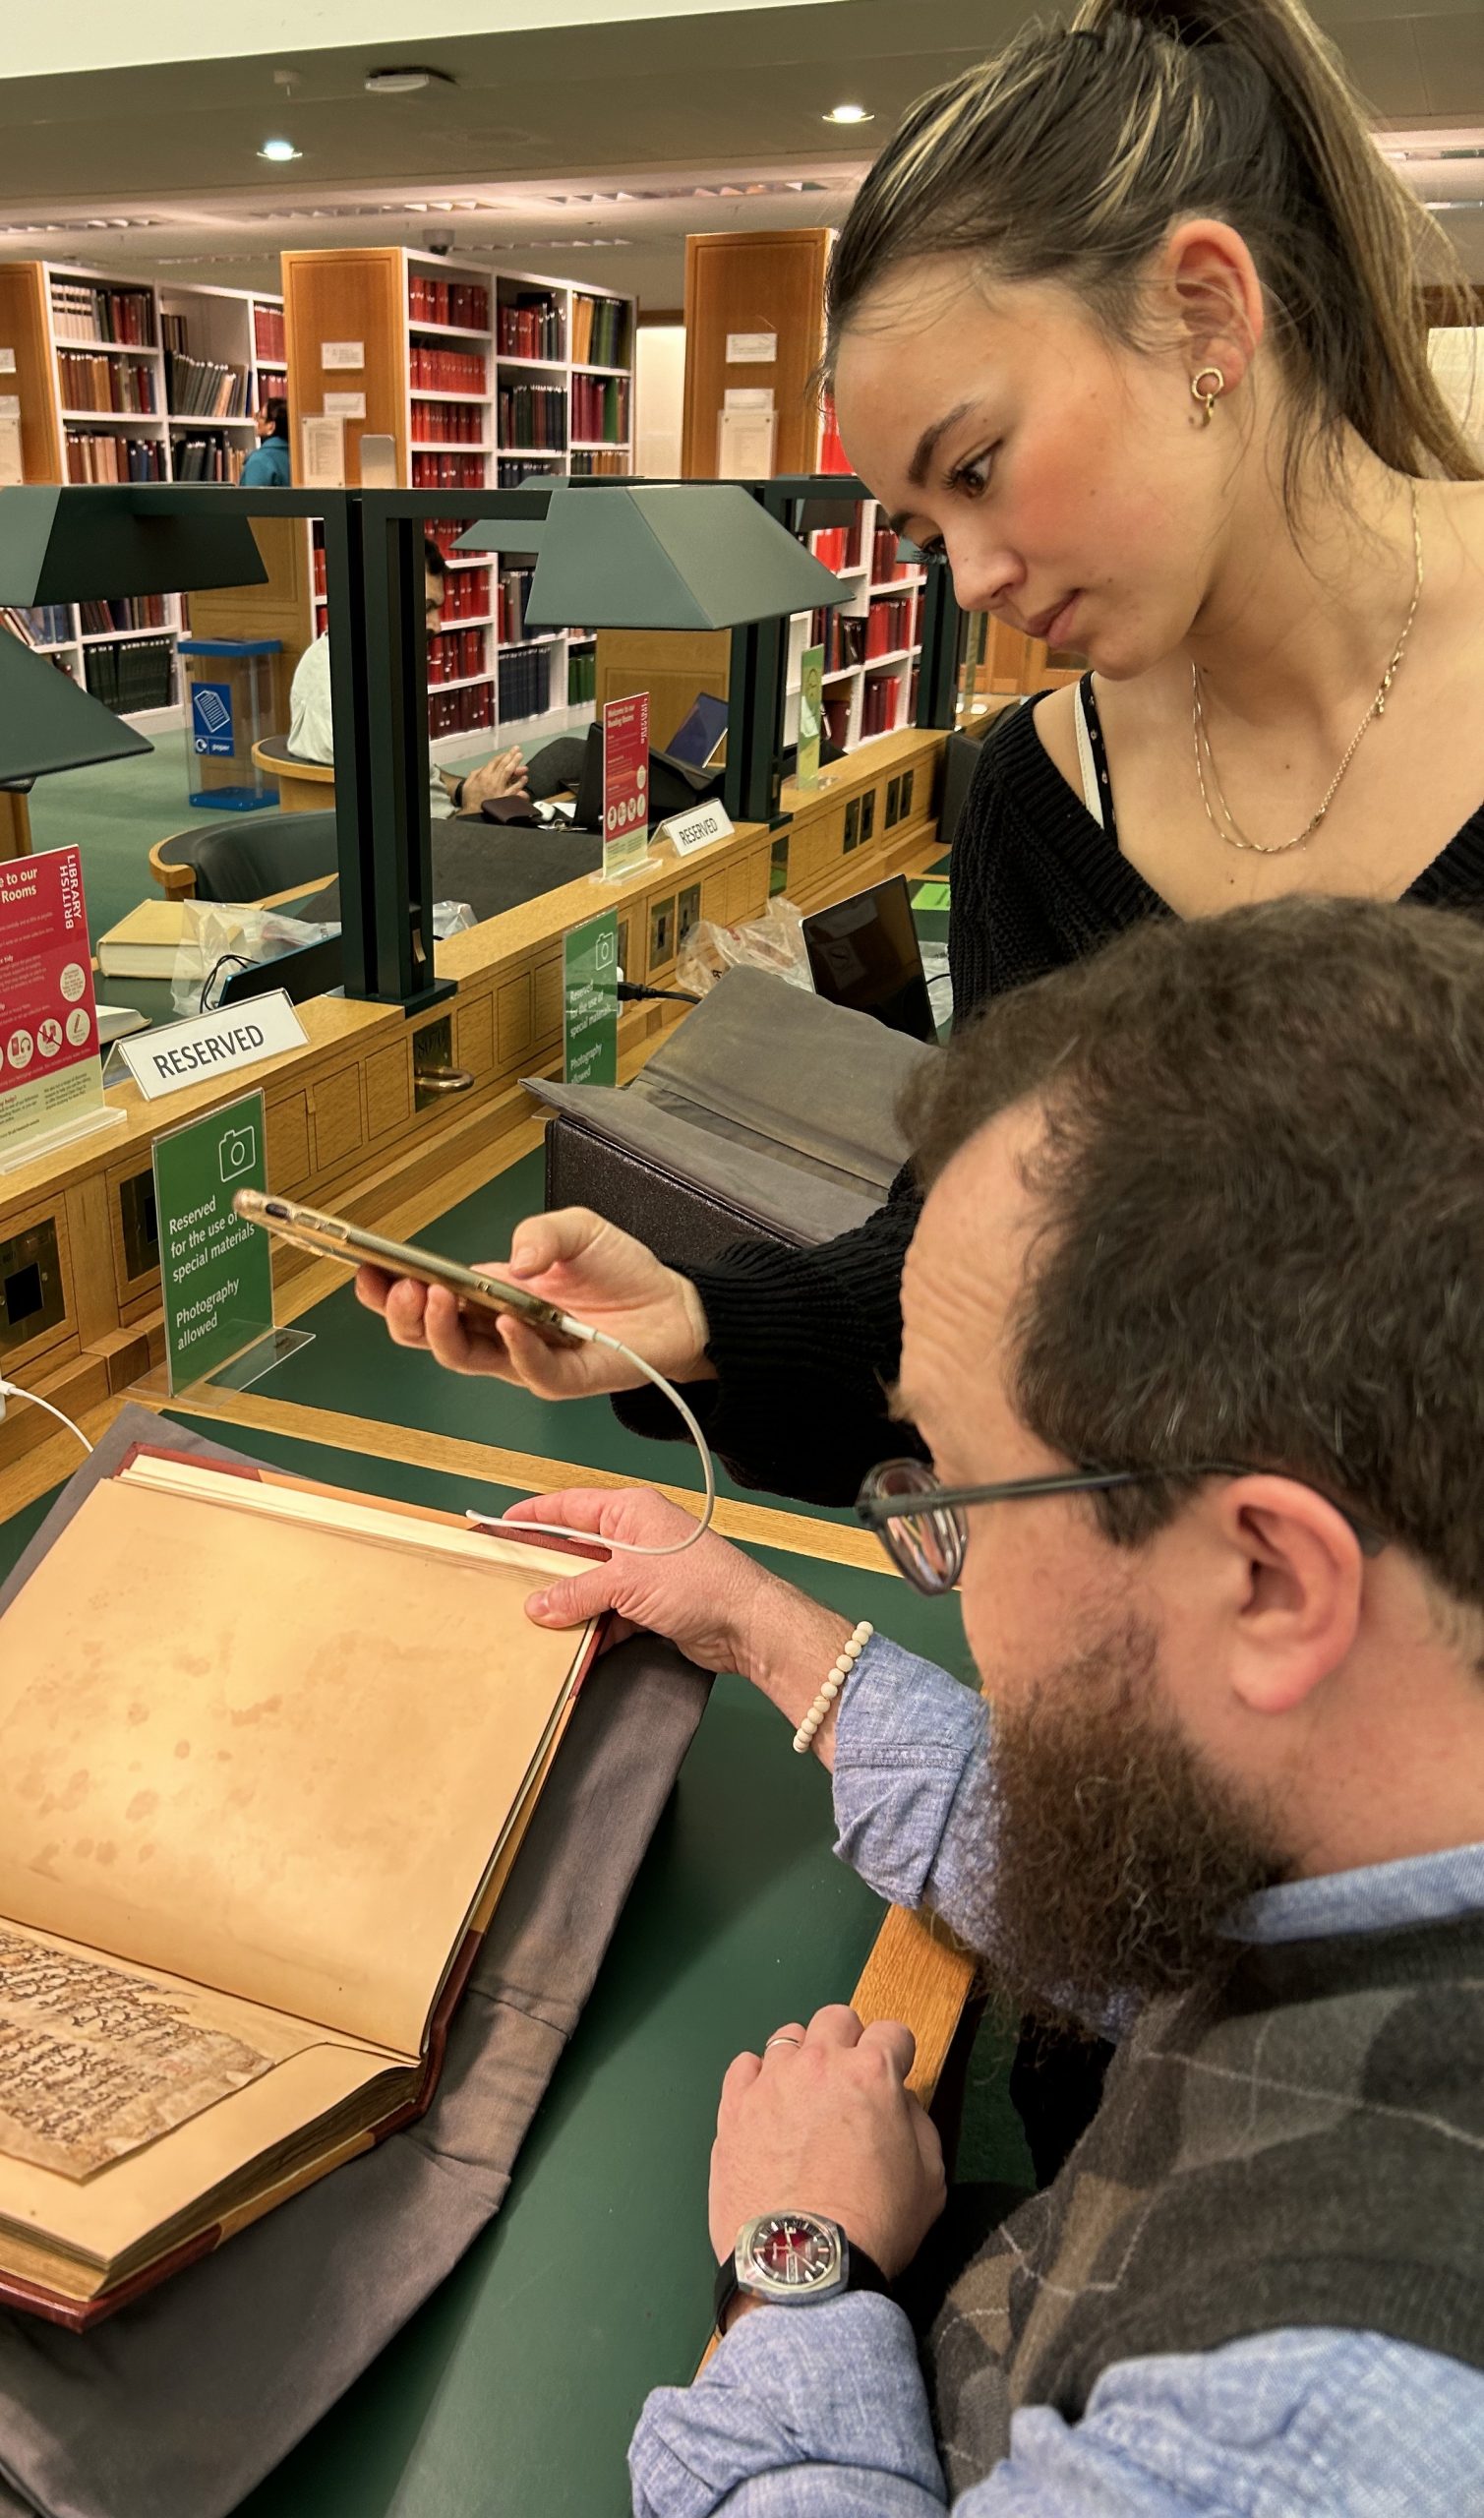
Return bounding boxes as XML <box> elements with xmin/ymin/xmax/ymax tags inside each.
<box><xmin>0</xmin><ymin>1379</ymin><xmax>93</xmax><ymax>1455</ymax></box>
<box><xmin>464</xmin><ymin>1316</ymin><xmax>715</xmax><ymax>1558</ymax></box>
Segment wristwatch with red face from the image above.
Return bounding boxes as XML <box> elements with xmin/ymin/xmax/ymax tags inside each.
<box><xmin>713</xmin><ymin>2212</ymin><xmax>890</xmax><ymax>2334</ymax></box>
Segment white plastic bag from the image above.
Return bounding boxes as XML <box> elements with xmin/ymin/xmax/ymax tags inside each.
<box><xmin>170</xmin><ymin>902</ymin><xmax>340</xmax><ymax>1017</ymax></box>
<box><xmin>676</xmin><ymin>894</ymin><xmax>812</xmax><ymax>1000</ymax></box>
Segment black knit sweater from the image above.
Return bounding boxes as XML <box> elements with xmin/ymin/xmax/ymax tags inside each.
<box><xmin>616</xmin><ymin>698</ymin><xmax>1484</xmax><ymax>1505</ymax></box>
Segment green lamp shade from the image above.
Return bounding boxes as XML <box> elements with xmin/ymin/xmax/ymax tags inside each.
<box><xmin>0</xmin><ymin>630</ymin><xmax>152</xmax><ymax>779</ymax></box>
<box><xmin>0</xmin><ymin>630</ymin><xmax>151</xmax><ymax>775</ymax></box>
<box><xmin>0</xmin><ymin>487</ymin><xmax>266</xmax><ymax>605</ymax></box>
<box><xmin>519</xmin><ymin>485</ymin><xmax>848</xmax><ymax>631</ymax></box>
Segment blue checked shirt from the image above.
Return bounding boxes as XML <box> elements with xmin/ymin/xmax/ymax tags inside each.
<box><xmin>629</xmin><ymin>1637</ymin><xmax>1484</xmax><ymax>2518</ymax></box>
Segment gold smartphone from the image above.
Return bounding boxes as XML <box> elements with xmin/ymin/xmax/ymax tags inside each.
<box><xmin>232</xmin><ymin>1190</ymin><xmax>582</xmax><ymax>1347</ymax></box>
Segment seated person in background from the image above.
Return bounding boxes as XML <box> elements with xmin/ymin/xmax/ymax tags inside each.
<box><xmin>240</xmin><ymin>396</ymin><xmax>290</xmax><ymax>486</ymax></box>
<box><xmin>494</xmin><ymin>896</ymin><xmax>1484</xmax><ymax>2516</ymax></box>
<box><xmin>287</xmin><ymin>536</ymin><xmax>529</xmax><ymax>818</ymax></box>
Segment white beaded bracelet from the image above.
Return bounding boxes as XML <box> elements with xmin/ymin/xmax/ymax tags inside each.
<box><xmin>792</xmin><ymin>1620</ymin><xmax>873</xmax><ymax>1755</ymax></box>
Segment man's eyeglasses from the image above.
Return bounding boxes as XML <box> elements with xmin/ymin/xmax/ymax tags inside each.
<box><xmin>855</xmin><ymin>1456</ymin><xmax>1384</xmax><ymax>1596</ymax></box>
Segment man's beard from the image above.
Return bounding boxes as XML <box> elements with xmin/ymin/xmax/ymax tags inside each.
<box><xmin>966</xmin><ymin>1612</ymin><xmax>1295</xmax><ymax>2032</ymax></box>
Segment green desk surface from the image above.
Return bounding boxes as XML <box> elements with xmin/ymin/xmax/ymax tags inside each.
<box><xmin>260</xmin><ymin>1147</ymin><xmax>863</xmax><ymax>1529</ymax></box>
<box><xmin>0</xmin><ymin>1415</ymin><xmax>981</xmax><ymax>2516</ymax></box>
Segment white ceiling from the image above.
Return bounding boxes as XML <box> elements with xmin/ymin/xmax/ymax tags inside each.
<box><xmin>0</xmin><ymin>0</ymin><xmax>1479</xmax><ymax>303</ymax></box>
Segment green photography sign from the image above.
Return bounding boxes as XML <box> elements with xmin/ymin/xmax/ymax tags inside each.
<box><xmin>563</xmin><ymin>910</ymin><xmax>620</xmax><ymax>1087</ymax></box>
<box><xmin>152</xmin><ymin>1089</ymin><xmax>274</xmax><ymax>1393</ymax></box>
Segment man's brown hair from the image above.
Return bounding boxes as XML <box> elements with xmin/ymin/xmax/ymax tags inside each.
<box><xmin>907</xmin><ymin>896</ymin><xmax>1484</xmax><ymax>1606</ymax></box>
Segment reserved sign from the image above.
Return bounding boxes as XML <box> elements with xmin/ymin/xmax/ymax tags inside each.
<box><xmin>117</xmin><ymin>989</ymin><xmax>308</xmax><ymax>1104</ymax></box>
<box><xmin>657</xmin><ymin>798</ymin><xmax>735</xmax><ymax>858</ymax></box>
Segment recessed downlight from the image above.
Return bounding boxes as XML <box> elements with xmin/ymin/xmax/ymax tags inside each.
<box><xmin>365</xmin><ymin>67</ymin><xmax>451</xmax><ymax>93</ymax></box>
<box><xmin>823</xmin><ymin>102</ymin><xmax>873</xmax><ymax>125</ymax></box>
<box><xmin>259</xmin><ymin>138</ymin><xmax>302</xmax><ymax>161</ymax></box>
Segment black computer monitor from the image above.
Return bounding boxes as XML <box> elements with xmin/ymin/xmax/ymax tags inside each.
<box><xmin>216</xmin><ymin>930</ymin><xmax>343</xmax><ymax>1009</ymax></box>
<box><xmin>801</xmin><ymin>875</ymin><xmax>937</xmax><ymax>1044</ymax></box>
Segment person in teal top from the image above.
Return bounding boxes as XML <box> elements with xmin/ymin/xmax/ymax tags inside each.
<box><xmin>240</xmin><ymin>397</ymin><xmax>290</xmax><ymax>487</ymax></box>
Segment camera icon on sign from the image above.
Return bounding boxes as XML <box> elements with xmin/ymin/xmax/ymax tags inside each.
<box><xmin>596</xmin><ymin>930</ymin><xmax>616</xmax><ymax>969</ymax></box>
<box><xmin>218</xmin><ymin>1124</ymin><xmax>257</xmax><ymax>1184</ymax></box>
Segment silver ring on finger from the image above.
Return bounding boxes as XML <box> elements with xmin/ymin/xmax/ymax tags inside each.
<box><xmin>764</xmin><ymin>2033</ymin><xmax>802</xmax><ymax>2052</ymax></box>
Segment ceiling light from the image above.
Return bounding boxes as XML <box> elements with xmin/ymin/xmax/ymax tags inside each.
<box><xmin>259</xmin><ymin>138</ymin><xmax>302</xmax><ymax>161</ymax></box>
<box><xmin>364</xmin><ymin>67</ymin><xmax>449</xmax><ymax>94</ymax></box>
<box><xmin>824</xmin><ymin>103</ymin><xmax>873</xmax><ymax>125</ymax></box>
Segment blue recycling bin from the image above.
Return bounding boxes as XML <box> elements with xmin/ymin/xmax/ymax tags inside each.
<box><xmin>179</xmin><ymin>636</ymin><xmax>282</xmax><ymax>812</ymax></box>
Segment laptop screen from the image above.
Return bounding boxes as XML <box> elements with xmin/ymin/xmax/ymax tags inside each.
<box><xmin>801</xmin><ymin>875</ymin><xmax>937</xmax><ymax>1045</ymax></box>
<box><xmin>661</xmin><ymin>691</ymin><xmax>728</xmax><ymax>772</ymax></box>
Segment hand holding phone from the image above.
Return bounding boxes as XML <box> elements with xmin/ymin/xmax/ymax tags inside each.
<box><xmin>362</xmin><ymin>1207</ymin><xmax>715</xmax><ymax>1401</ymax></box>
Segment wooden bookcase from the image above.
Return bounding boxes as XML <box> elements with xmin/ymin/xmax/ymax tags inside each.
<box><xmin>280</xmin><ymin>249</ymin><xmax>635</xmax><ymax>757</ymax></box>
<box><xmin>681</xmin><ymin>229</ymin><xmax>831</xmax><ymax>479</ymax></box>
<box><xmin>0</xmin><ymin>263</ymin><xmax>285</xmax><ymax>727</ymax></box>
<box><xmin>677</xmin><ymin>233</ymin><xmax>927</xmax><ymax>758</ymax></box>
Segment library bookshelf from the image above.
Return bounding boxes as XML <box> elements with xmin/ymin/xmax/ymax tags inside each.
<box><xmin>788</xmin><ymin>506</ymin><xmax>926</xmax><ymax>754</ymax></box>
<box><xmin>280</xmin><ymin>248</ymin><xmax>633</xmax><ymax>757</ymax></box>
<box><xmin>0</xmin><ymin>262</ymin><xmax>285</xmax><ymax>727</ymax></box>
<box><xmin>678</xmin><ymin>229</ymin><xmax>925</xmax><ymax>761</ymax></box>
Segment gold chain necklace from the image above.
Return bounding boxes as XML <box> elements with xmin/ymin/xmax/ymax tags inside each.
<box><xmin>1190</xmin><ymin>480</ymin><xmax>1423</xmax><ymax>858</ymax></box>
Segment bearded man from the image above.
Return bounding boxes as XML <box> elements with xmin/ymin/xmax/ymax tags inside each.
<box><xmin>504</xmin><ymin>894</ymin><xmax>1484</xmax><ymax>2517</ymax></box>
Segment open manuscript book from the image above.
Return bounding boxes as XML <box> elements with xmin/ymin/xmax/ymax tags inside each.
<box><xmin>0</xmin><ymin>1446</ymin><xmax>603</xmax><ymax>2329</ymax></box>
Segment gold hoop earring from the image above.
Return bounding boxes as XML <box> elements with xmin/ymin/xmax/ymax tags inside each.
<box><xmin>1191</xmin><ymin>366</ymin><xmax>1224</xmax><ymax>427</ymax></box>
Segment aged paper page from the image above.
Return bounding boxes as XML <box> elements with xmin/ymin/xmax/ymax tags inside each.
<box><xmin>0</xmin><ymin>1921</ymin><xmax>270</xmax><ymax>2179</ymax></box>
<box><xmin>0</xmin><ymin>2038</ymin><xmax>407</xmax><ymax>2277</ymax></box>
<box><xmin>0</xmin><ymin>1477</ymin><xmax>592</xmax><ymax>2054</ymax></box>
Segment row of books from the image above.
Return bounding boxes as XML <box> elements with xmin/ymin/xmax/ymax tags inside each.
<box><xmin>570</xmin><ymin>294</ymin><xmax>628</xmax><ymax>368</ymax></box>
<box><xmin>567</xmin><ymin>644</ymin><xmax>596</xmax><ymax>707</ymax></box>
<box><xmin>570</xmin><ymin>449</ymin><xmax>628</xmax><ymax>477</ymax></box>
<box><xmin>428</xmin><ymin>627</ymin><xmax>486</xmax><ymax>686</ymax></box>
<box><xmin>496</xmin><ymin>564</ymin><xmax>536</xmax><ymax>644</ymax></box>
<box><xmin>498</xmin><ymin>643</ymin><xmax>551</xmax><ymax>723</ymax></box>
<box><xmin>57</xmin><ymin>351</ymin><xmax>155</xmax><ymax>413</ymax></box>
<box><xmin>253</xmin><ymin>304</ymin><xmax>286</xmax><ymax>364</ymax></box>
<box><xmin>65</xmin><ymin>431</ymin><xmax>166</xmax><ymax>482</ymax></box>
<box><xmin>408</xmin><ymin>276</ymin><xmax>490</xmax><ymax>330</ymax></box>
<box><xmin>1</xmin><ymin>603</ymin><xmax>71</xmax><ymax>648</ymax></box>
<box><xmin>870</xmin><ymin>524</ymin><xmax>913</xmax><ymax>582</ymax></box>
<box><xmin>411</xmin><ymin>450</ymin><xmax>486</xmax><ymax>489</ymax></box>
<box><xmin>810</xmin><ymin>517</ymin><xmax>864</xmax><ymax>572</ymax></box>
<box><xmin>50</xmin><ymin>279</ymin><xmax>154</xmax><ymax>346</ymax></box>
<box><xmin>808</xmin><ymin>609</ymin><xmax>869</xmax><ymax>673</ymax></box>
<box><xmin>497</xmin><ymin>293</ymin><xmax>564</xmax><ymax>363</ymax></box>
<box><xmin>173</xmin><ymin>436</ymin><xmax>245</xmax><ymax>482</ymax></box>
<box><xmin>866</xmin><ymin>592</ymin><xmax>916</xmax><ymax>657</ymax></box>
<box><xmin>571</xmin><ymin>374</ymin><xmax>628</xmax><ymax>445</ymax></box>
<box><xmin>409</xmin><ymin>343</ymin><xmax>486</xmax><ymax>392</ymax></box>
<box><xmin>410</xmin><ymin>398</ymin><xmax>486</xmax><ymax>445</ymax></box>
<box><xmin>437</xmin><ymin>566</ymin><xmax>490</xmax><ymax>622</ymax></box>
<box><xmin>166</xmin><ymin>352</ymin><xmax>249</xmax><ymax>418</ymax></box>
<box><xmin>498</xmin><ymin>457</ymin><xmax>560</xmax><ymax>487</ymax></box>
<box><xmin>860</xmin><ymin>674</ymin><xmax>903</xmax><ymax>740</ymax></box>
<box><xmin>79</xmin><ymin>595</ymin><xmax>170</xmax><ymax>634</ymax></box>
<box><xmin>428</xmin><ymin>683</ymin><xmax>494</xmax><ymax>741</ymax></box>
<box><xmin>83</xmin><ymin>635</ymin><xmax>174</xmax><ymax>712</ymax></box>
<box><xmin>498</xmin><ymin>385</ymin><xmax>567</xmax><ymax>450</ymax></box>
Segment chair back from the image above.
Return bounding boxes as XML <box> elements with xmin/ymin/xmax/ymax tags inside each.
<box><xmin>151</xmin><ymin>810</ymin><xmax>339</xmax><ymax>903</ymax></box>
